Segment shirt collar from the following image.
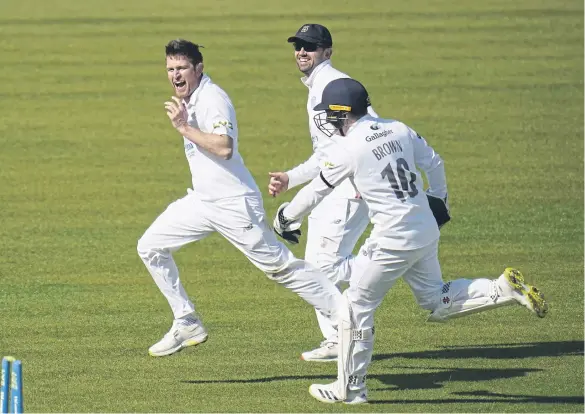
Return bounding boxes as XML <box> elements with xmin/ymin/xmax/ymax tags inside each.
<box><xmin>346</xmin><ymin>114</ymin><xmax>370</xmax><ymax>135</ymax></box>
<box><xmin>185</xmin><ymin>74</ymin><xmax>210</xmax><ymax>107</ymax></box>
<box><xmin>301</xmin><ymin>60</ymin><xmax>331</xmax><ymax>88</ymax></box>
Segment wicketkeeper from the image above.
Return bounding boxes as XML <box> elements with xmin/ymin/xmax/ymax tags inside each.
<box><xmin>273</xmin><ymin>78</ymin><xmax>549</xmax><ymax>404</ymax></box>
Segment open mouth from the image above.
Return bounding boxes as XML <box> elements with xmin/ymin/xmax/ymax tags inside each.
<box><xmin>174</xmin><ymin>81</ymin><xmax>187</xmax><ymax>88</ymax></box>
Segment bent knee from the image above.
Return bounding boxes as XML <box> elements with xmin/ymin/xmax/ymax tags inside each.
<box><xmin>137</xmin><ymin>235</ymin><xmax>170</xmax><ymax>263</ymax></box>
<box><xmin>136</xmin><ymin>236</ymin><xmax>150</xmax><ymax>258</ymax></box>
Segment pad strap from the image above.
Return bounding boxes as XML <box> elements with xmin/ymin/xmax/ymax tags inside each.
<box><xmin>489</xmin><ymin>279</ymin><xmax>499</xmax><ymax>302</ymax></box>
<box><xmin>348</xmin><ymin>375</ymin><xmax>366</xmax><ymax>385</ymax></box>
<box><xmin>351</xmin><ymin>327</ymin><xmax>375</xmax><ymax>341</ymax></box>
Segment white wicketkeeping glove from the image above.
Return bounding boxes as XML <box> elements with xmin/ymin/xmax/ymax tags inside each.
<box><xmin>273</xmin><ymin>202</ymin><xmax>303</xmax><ymax>244</ymax></box>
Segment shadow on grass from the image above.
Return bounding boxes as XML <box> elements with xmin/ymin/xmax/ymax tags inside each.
<box><xmin>181</xmin><ymin>341</ymin><xmax>584</xmax><ymax>404</ymax></box>
<box><xmin>373</xmin><ymin>340</ymin><xmax>584</xmax><ymax>361</ymax></box>
<box><xmin>368</xmin><ymin>390</ymin><xmax>584</xmax><ymax>405</ymax></box>
<box><xmin>182</xmin><ymin>370</ymin><xmax>583</xmax><ymax>405</ymax></box>
<box><xmin>182</xmin><ymin>366</ymin><xmax>540</xmax><ymax>390</ymax></box>
<box><xmin>371</xmin><ymin>366</ymin><xmax>542</xmax><ymax>390</ymax></box>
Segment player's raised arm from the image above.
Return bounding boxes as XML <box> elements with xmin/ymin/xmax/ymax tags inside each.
<box><xmin>177</xmin><ymin>126</ymin><xmax>233</xmax><ymax>160</ymax></box>
<box><xmin>168</xmin><ymin>101</ymin><xmax>235</xmax><ymax>160</ymax></box>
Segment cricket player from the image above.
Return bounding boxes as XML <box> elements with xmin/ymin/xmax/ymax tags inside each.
<box><xmin>274</xmin><ymin>78</ymin><xmax>549</xmax><ymax>404</ymax></box>
<box><xmin>268</xmin><ymin>24</ymin><xmax>377</xmax><ymax>362</ymax></box>
<box><xmin>137</xmin><ymin>39</ymin><xmax>342</xmax><ymax>357</ymax></box>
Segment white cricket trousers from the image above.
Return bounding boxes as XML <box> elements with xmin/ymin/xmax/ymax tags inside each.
<box><xmin>305</xmin><ymin>196</ymin><xmax>370</xmax><ymax>342</ymax></box>
<box><xmin>345</xmin><ymin>238</ymin><xmax>497</xmax><ymax>386</ymax></box>
<box><xmin>137</xmin><ymin>191</ymin><xmax>341</xmax><ymax>324</ymax></box>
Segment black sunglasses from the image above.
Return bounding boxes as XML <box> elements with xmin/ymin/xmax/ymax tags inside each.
<box><xmin>293</xmin><ymin>41</ymin><xmax>320</xmax><ymax>52</ymax></box>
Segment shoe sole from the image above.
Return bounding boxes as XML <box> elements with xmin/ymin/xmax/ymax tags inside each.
<box><xmin>344</xmin><ymin>397</ymin><xmax>368</xmax><ymax>405</ymax></box>
<box><xmin>301</xmin><ymin>355</ymin><xmax>338</xmax><ymax>362</ymax></box>
<box><xmin>308</xmin><ymin>385</ymin><xmax>367</xmax><ymax>404</ymax></box>
<box><xmin>504</xmin><ymin>268</ymin><xmax>548</xmax><ymax>318</ymax></box>
<box><xmin>149</xmin><ymin>334</ymin><xmax>208</xmax><ymax>357</ymax></box>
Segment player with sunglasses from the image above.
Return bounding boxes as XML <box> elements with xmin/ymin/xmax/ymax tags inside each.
<box><xmin>268</xmin><ymin>24</ymin><xmax>378</xmax><ymax>362</ymax></box>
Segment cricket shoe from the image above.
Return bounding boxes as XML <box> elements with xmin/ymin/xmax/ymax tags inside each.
<box><xmin>301</xmin><ymin>340</ymin><xmax>338</xmax><ymax>362</ymax></box>
<box><xmin>309</xmin><ymin>381</ymin><xmax>367</xmax><ymax>404</ymax></box>
<box><xmin>149</xmin><ymin>318</ymin><xmax>208</xmax><ymax>357</ymax></box>
<box><xmin>498</xmin><ymin>267</ymin><xmax>548</xmax><ymax>318</ymax></box>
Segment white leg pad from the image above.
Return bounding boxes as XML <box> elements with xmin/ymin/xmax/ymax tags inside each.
<box><xmin>337</xmin><ymin>291</ymin><xmax>374</xmax><ymax>399</ymax></box>
<box><xmin>337</xmin><ymin>291</ymin><xmax>352</xmax><ymax>400</ymax></box>
<box><xmin>427</xmin><ymin>280</ymin><xmax>516</xmax><ymax>322</ymax></box>
<box><xmin>427</xmin><ymin>296</ymin><xmax>516</xmax><ymax>322</ymax></box>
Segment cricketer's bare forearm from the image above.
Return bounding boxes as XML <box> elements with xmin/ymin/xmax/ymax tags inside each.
<box><xmin>177</xmin><ymin>124</ymin><xmax>234</xmax><ymax>160</ymax></box>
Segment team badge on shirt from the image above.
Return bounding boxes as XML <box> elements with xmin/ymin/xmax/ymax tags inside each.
<box><xmin>212</xmin><ymin>120</ymin><xmax>233</xmax><ymax>130</ymax></box>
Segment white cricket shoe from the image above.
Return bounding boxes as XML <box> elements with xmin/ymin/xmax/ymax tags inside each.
<box><xmin>148</xmin><ymin>318</ymin><xmax>208</xmax><ymax>357</ymax></box>
<box><xmin>309</xmin><ymin>381</ymin><xmax>367</xmax><ymax>404</ymax></box>
<box><xmin>301</xmin><ymin>340</ymin><xmax>338</xmax><ymax>362</ymax></box>
<box><xmin>498</xmin><ymin>267</ymin><xmax>548</xmax><ymax>318</ymax></box>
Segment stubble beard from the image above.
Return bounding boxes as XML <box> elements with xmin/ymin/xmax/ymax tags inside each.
<box><xmin>297</xmin><ymin>61</ymin><xmax>314</xmax><ymax>77</ymax></box>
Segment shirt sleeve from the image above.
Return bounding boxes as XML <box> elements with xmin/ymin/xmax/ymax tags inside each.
<box><xmin>286</xmin><ymin>152</ymin><xmax>320</xmax><ymax>189</ymax></box>
<box><xmin>284</xmin><ymin>150</ymin><xmax>354</xmax><ymax>219</ymax></box>
<box><xmin>199</xmin><ymin>95</ymin><xmax>238</xmax><ymax>139</ymax></box>
<box><xmin>410</xmin><ymin>127</ymin><xmax>447</xmax><ymax>198</ymax></box>
<box><xmin>319</xmin><ymin>149</ymin><xmax>354</xmax><ymax>188</ymax></box>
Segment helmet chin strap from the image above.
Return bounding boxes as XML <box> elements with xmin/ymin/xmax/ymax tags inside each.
<box><xmin>327</xmin><ymin>112</ymin><xmax>349</xmax><ymax>136</ymax></box>
<box><xmin>329</xmin><ymin>120</ymin><xmax>344</xmax><ymax>136</ymax></box>
<box><xmin>333</xmin><ymin>117</ymin><xmax>350</xmax><ymax>136</ymax></box>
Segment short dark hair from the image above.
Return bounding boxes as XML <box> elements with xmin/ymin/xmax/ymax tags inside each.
<box><xmin>165</xmin><ymin>39</ymin><xmax>204</xmax><ymax>67</ymax></box>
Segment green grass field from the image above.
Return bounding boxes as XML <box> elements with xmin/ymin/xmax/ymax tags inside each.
<box><xmin>0</xmin><ymin>0</ymin><xmax>583</xmax><ymax>412</ymax></box>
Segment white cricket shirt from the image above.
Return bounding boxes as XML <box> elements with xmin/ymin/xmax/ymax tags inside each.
<box><xmin>286</xmin><ymin>60</ymin><xmax>378</xmax><ymax>199</ymax></box>
<box><xmin>183</xmin><ymin>75</ymin><xmax>259</xmax><ymax>201</ymax></box>
<box><xmin>286</xmin><ymin>115</ymin><xmax>446</xmax><ymax>250</ymax></box>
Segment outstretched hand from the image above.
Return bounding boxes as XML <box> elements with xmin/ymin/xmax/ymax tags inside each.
<box><xmin>268</xmin><ymin>172</ymin><xmax>289</xmax><ymax>197</ymax></box>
